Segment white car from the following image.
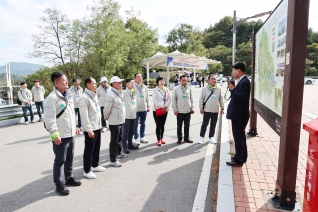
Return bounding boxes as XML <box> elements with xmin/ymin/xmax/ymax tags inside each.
<box><xmin>0</xmin><ymin>98</ymin><xmax>6</xmax><ymax>106</ymax></box>
<box><xmin>304</xmin><ymin>78</ymin><xmax>315</xmax><ymax>85</ymax></box>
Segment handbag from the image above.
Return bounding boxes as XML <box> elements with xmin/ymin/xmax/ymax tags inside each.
<box><xmin>155</xmin><ymin>90</ymin><xmax>167</xmax><ymax>116</ymax></box>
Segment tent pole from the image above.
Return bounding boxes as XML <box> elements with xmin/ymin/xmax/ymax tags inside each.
<box><xmin>166</xmin><ymin>66</ymin><xmax>170</xmax><ymax>87</ymax></box>
<box><xmin>146</xmin><ymin>61</ymin><xmax>149</xmax><ymax>87</ymax></box>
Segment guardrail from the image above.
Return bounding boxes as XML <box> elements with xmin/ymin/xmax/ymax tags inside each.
<box><xmin>0</xmin><ymin>103</ymin><xmax>37</xmax><ymax>119</ymax></box>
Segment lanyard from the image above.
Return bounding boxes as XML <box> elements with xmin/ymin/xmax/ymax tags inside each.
<box><xmin>73</xmin><ymin>87</ymin><xmax>79</xmax><ymax>94</ymax></box>
<box><xmin>35</xmin><ymin>87</ymin><xmax>40</xmax><ymax>92</ymax></box>
<box><xmin>112</xmin><ymin>89</ymin><xmax>122</xmax><ymax>101</ymax></box>
<box><xmin>135</xmin><ymin>83</ymin><xmax>143</xmax><ymax>94</ymax></box>
<box><xmin>157</xmin><ymin>87</ymin><xmax>165</xmax><ymax>99</ymax></box>
<box><xmin>180</xmin><ymin>86</ymin><xmax>187</xmax><ymax>94</ymax></box>
<box><xmin>129</xmin><ymin>91</ymin><xmax>135</xmax><ymax>101</ymax></box>
<box><xmin>85</xmin><ymin>92</ymin><xmax>97</xmax><ymax>107</ymax></box>
<box><xmin>103</xmin><ymin>86</ymin><xmax>108</xmax><ymax>94</ymax></box>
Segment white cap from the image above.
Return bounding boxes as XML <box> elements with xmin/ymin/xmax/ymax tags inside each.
<box><xmin>100</xmin><ymin>77</ymin><xmax>108</xmax><ymax>82</ymax></box>
<box><xmin>110</xmin><ymin>76</ymin><xmax>124</xmax><ymax>83</ymax></box>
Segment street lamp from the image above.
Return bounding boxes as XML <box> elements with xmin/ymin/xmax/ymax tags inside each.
<box><xmin>232</xmin><ymin>10</ymin><xmax>272</xmax><ymax>65</ymax></box>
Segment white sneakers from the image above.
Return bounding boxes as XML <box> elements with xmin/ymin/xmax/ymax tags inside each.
<box><xmin>83</xmin><ymin>166</ymin><xmax>106</xmax><ymax>179</ymax></box>
<box><xmin>134</xmin><ymin>138</ymin><xmax>140</xmax><ymax>146</ymax></box>
<box><xmin>25</xmin><ymin>122</ymin><xmax>29</xmax><ymax>125</ymax></box>
<box><xmin>91</xmin><ymin>165</ymin><xmax>106</xmax><ymax>172</ymax></box>
<box><xmin>83</xmin><ymin>171</ymin><xmax>96</xmax><ymax>179</ymax></box>
<box><xmin>140</xmin><ymin>137</ymin><xmax>148</xmax><ymax>143</ymax></box>
<box><xmin>197</xmin><ymin>137</ymin><xmax>217</xmax><ymax>144</ymax></box>
<box><xmin>197</xmin><ymin>137</ymin><xmax>204</xmax><ymax>144</ymax></box>
<box><xmin>110</xmin><ymin>161</ymin><xmax>122</xmax><ymax>167</ymax></box>
<box><xmin>209</xmin><ymin>137</ymin><xmax>217</xmax><ymax>144</ymax></box>
<box><xmin>31</xmin><ymin>120</ymin><xmax>36</xmax><ymax>123</ymax></box>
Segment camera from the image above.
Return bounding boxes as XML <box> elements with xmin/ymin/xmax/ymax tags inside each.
<box><xmin>228</xmin><ymin>80</ymin><xmax>235</xmax><ymax>86</ymax></box>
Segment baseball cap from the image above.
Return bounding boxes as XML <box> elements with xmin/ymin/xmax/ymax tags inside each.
<box><xmin>110</xmin><ymin>76</ymin><xmax>124</xmax><ymax>83</ymax></box>
<box><xmin>100</xmin><ymin>77</ymin><xmax>108</xmax><ymax>82</ymax></box>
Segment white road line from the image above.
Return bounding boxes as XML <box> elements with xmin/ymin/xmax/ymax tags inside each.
<box><xmin>191</xmin><ymin>116</ymin><xmax>218</xmax><ymax>212</ymax></box>
<box><xmin>302</xmin><ymin>110</ymin><xmax>318</xmax><ymax>120</ymax></box>
<box><xmin>216</xmin><ymin>108</ymin><xmax>235</xmax><ymax>212</ymax></box>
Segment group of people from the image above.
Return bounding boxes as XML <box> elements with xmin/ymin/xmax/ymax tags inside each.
<box><xmin>18</xmin><ymin>80</ymin><xmax>45</xmax><ymax>124</ymax></box>
<box><xmin>26</xmin><ymin>61</ymin><xmax>250</xmax><ymax>196</ymax></box>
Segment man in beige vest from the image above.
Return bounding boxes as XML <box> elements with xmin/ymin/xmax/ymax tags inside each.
<box><xmin>96</xmin><ymin>77</ymin><xmax>110</xmax><ymax>132</ymax></box>
<box><xmin>31</xmin><ymin>80</ymin><xmax>45</xmax><ymax>121</ymax></box>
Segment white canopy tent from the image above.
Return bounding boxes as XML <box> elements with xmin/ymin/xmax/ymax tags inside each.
<box><xmin>140</xmin><ymin>50</ymin><xmax>221</xmax><ymax>86</ymax></box>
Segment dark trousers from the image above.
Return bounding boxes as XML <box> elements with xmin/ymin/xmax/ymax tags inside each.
<box><xmin>122</xmin><ymin>119</ymin><xmax>135</xmax><ymax>149</ymax></box>
<box><xmin>198</xmin><ymin>81</ymin><xmax>201</xmax><ymax>87</ymax></box>
<box><xmin>100</xmin><ymin>107</ymin><xmax>107</xmax><ymax>127</ymax></box>
<box><xmin>177</xmin><ymin>113</ymin><xmax>191</xmax><ymax>141</ymax></box>
<box><xmin>153</xmin><ymin>111</ymin><xmax>168</xmax><ymax>141</ymax></box>
<box><xmin>22</xmin><ymin>106</ymin><xmax>34</xmax><ymax>122</ymax></box>
<box><xmin>52</xmin><ymin>137</ymin><xmax>74</xmax><ymax>185</ymax></box>
<box><xmin>134</xmin><ymin>111</ymin><xmax>147</xmax><ymax>139</ymax></box>
<box><xmin>109</xmin><ymin>124</ymin><xmax>123</xmax><ymax>162</ymax></box>
<box><xmin>74</xmin><ymin>108</ymin><xmax>82</xmax><ymax>128</ymax></box>
<box><xmin>35</xmin><ymin>101</ymin><xmax>44</xmax><ymax>118</ymax></box>
<box><xmin>83</xmin><ymin>129</ymin><xmax>101</xmax><ymax>173</ymax></box>
<box><xmin>232</xmin><ymin>118</ymin><xmax>249</xmax><ymax>164</ymax></box>
<box><xmin>200</xmin><ymin>112</ymin><xmax>218</xmax><ymax>138</ymax></box>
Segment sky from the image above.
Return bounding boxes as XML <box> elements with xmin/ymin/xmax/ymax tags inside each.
<box><xmin>0</xmin><ymin>0</ymin><xmax>317</xmax><ymax>66</ymax></box>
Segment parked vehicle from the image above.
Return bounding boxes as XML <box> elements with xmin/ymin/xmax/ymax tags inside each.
<box><xmin>304</xmin><ymin>77</ymin><xmax>315</xmax><ymax>85</ymax></box>
<box><xmin>0</xmin><ymin>98</ymin><xmax>6</xmax><ymax>106</ymax></box>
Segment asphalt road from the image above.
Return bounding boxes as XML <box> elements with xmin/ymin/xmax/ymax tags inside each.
<box><xmin>0</xmin><ymin>86</ymin><xmax>219</xmax><ymax>212</ymax></box>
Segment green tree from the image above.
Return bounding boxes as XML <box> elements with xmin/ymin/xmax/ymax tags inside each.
<box><xmin>83</xmin><ymin>0</ymin><xmax>128</xmax><ymax>79</ymax></box>
<box><xmin>166</xmin><ymin>23</ymin><xmax>207</xmax><ymax>56</ymax></box>
<box><xmin>118</xmin><ymin>10</ymin><xmax>159</xmax><ymax>78</ymax></box>
<box><xmin>207</xmin><ymin>45</ymin><xmax>232</xmax><ymax>75</ymax></box>
<box><xmin>236</xmin><ymin>42</ymin><xmax>252</xmax><ymax>74</ymax></box>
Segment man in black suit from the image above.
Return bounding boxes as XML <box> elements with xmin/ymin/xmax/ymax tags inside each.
<box><xmin>226</xmin><ymin>62</ymin><xmax>251</xmax><ymax>167</ymax></box>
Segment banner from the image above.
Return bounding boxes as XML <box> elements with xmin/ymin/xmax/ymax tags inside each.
<box><xmin>167</xmin><ymin>57</ymin><xmax>208</xmax><ymax>70</ymax></box>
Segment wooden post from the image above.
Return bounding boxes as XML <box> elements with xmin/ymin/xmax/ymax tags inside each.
<box><xmin>247</xmin><ymin>32</ymin><xmax>258</xmax><ymax>137</ymax></box>
<box><xmin>274</xmin><ymin>0</ymin><xmax>310</xmax><ymax>209</ymax></box>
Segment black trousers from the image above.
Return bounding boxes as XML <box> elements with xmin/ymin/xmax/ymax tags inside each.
<box><xmin>153</xmin><ymin>111</ymin><xmax>168</xmax><ymax>141</ymax></box>
<box><xmin>52</xmin><ymin>137</ymin><xmax>74</xmax><ymax>185</ymax></box>
<box><xmin>200</xmin><ymin>112</ymin><xmax>218</xmax><ymax>138</ymax></box>
<box><xmin>177</xmin><ymin>113</ymin><xmax>191</xmax><ymax>141</ymax></box>
<box><xmin>122</xmin><ymin>119</ymin><xmax>135</xmax><ymax>149</ymax></box>
<box><xmin>83</xmin><ymin>129</ymin><xmax>101</xmax><ymax>173</ymax></box>
<box><xmin>232</xmin><ymin>118</ymin><xmax>249</xmax><ymax>164</ymax></box>
<box><xmin>100</xmin><ymin>107</ymin><xmax>107</xmax><ymax>127</ymax></box>
<box><xmin>109</xmin><ymin>124</ymin><xmax>123</xmax><ymax>162</ymax></box>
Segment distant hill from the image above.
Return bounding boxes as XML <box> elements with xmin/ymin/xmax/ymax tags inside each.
<box><xmin>0</xmin><ymin>62</ymin><xmax>46</xmax><ymax>76</ymax></box>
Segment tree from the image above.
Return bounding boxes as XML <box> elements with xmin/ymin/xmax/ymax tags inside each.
<box><xmin>166</xmin><ymin>23</ymin><xmax>207</xmax><ymax>56</ymax></box>
<box><xmin>236</xmin><ymin>42</ymin><xmax>252</xmax><ymax>74</ymax></box>
<box><xmin>83</xmin><ymin>0</ymin><xmax>128</xmax><ymax>79</ymax></box>
<box><xmin>29</xmin><ymin>9</ymin><xmax>70</xmax><ymax>72</ymax></box>
<box><xmin>118</xmin><ymin>10</ymin><xmax>159</xmax><ymax>78</ymax></box>
<box><xmin>207</xmin><ymin>45</ymin><xmax>232</xmax><ymax>75</ymax></box>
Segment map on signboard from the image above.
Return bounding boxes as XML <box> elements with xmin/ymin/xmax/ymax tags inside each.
<box><xmin>255</xmin><ymin>0</ymin><xmax>288</xmax><ymax>116</ymax></box>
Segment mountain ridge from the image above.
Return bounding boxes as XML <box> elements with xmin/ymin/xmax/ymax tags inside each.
<box><xmin>0</xmin><ymin>62</ymin><xmax>46</xmax><ymax>76</ymax></box>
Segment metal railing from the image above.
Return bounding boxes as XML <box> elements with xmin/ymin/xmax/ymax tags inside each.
<box><xmin>0</xmin><ymin>103</ymin><xmax>37</xmax><ymax>119</ymax></box>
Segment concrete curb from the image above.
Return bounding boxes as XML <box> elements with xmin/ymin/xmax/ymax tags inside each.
<box><xmin>0</xmin><ymin>115</ymin><xmax>41</xmax><ymax>127</ymax></box>
<box><xmin>216</xmin><ymin>115</ymin><xmax>235</xmax><ymax>212</ymax></box>
<box><xmin>191</xmin><ymin>114</ymin><xmax>220</xmax><ymax>212</ymax></box>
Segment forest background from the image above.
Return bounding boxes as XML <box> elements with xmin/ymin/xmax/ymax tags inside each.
<box><xmin>23</xmin><ymin>0</ymin><xmax>318</xmax><ymax>92</ymax></box>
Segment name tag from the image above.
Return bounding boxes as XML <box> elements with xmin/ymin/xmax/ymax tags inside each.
<box><xmin>76</xmin><ymin>95</ymin><xmax>80</xmax><ymax>98</ymax></box>
<box><xmin>183</xmin><ymin>95</ymin><xmax>187</xmax><ymax>99</ymax></box>
<box><xmin>36</xmin><ymin>92</ymin><xmax>40</xmax><ymax>95</ymax></box>
<box><xmin>104</xmin><ymin>94</ymin><xmax>107</xmax><ymax>97</ymax></box>
<box><xmin>60</xmin><ymin>104</ymin><xmax>65</xmax><ymax>109</ymax></box>
<box><xmin>96</xmin><ymin>107</ymin><xmax>100</xmax><ymax>112</ymax></box>
<box><xmin>132</xmin><ymin>101</ymin><xmax>136</xmax><ymax>105</ymax></box>
<box><xmin>140</xmin><ymin>94</ymin><xmax>144</xmax><ymax>98</ymax></box>
<box><xmin>211</xmin><ymin>95</ymin><xmax>216</xmax><ymax>99</ymax></box>
<box><xmin>122</xmin><ymin>102</ymin><xmax>125</xmax><ymax>107</ymax></box>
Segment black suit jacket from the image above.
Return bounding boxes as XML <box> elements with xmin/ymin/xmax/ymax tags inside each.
<box><xmin>226</xmin><ymin>76</ymin><xmax>251</xmax><ymax>121</ymax></box>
